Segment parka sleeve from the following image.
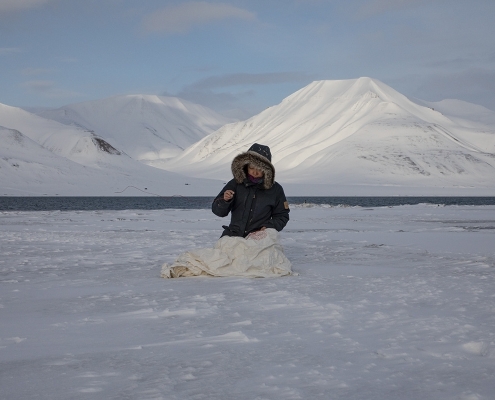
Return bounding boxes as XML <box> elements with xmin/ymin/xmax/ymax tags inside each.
<box><xmin>263</xmin><ymin>184</ymin><xmax>290</xmax><ymax>231</ymax></box>
<box><xmin>211</xmin><ymin>180</ymin><xmax>237</xmax><ymax>217</ymax></box>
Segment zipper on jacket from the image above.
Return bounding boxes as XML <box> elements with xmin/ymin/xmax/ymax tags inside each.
<box><xmin>250</xmin><ymin>193</ymin><xmax>256</xmax><ymax>221</ymax></box>
<box><xmin>245</xmin><ymin>189</ymin><xmax>258</xmax><ymax>235</ymax></box>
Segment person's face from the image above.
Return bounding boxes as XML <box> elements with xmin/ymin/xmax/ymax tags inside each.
<box><xmin>248</xmin><ymin>165</ymin><xmax>264</xmax><ymax>178</ymax></box>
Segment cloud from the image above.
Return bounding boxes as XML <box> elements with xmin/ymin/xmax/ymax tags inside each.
<box><xmin>0</xmin><ymin>47</ymin><xmax>22</xmax><ymax>55</ymax></box>
<box><xmin>356</xmin><ymin>0</ymin><xmax>430</xmax><ymax>19</ymax></box>
<box><xmin>21</xmin><ymin>67</ymin><xmax>53</xmax><ymax>76</ymax></box>
<box><xmin>176</xmin><ymin>88</ymin><xmax>239</xmax><ymax>107</ymax></box>
<box><xmin>22</xmin><ymin>80</ymin><xmax>55</xmax><ymax>92</ymax></box>
<box><xmin>0</xmin><ymin>0</ymin><xmax>53</xmax><ymax>13</ymax></box>
<box><xmin>183</xmin><ymin>71</ymin><xmax>313</xmax><ymax>91</ymax></box>
<box><xmin>416</xmin><ymin>68</ymin><xmax>495</xmax><ymax>110</ymax></box>
<box><xmin>142</xmin><ymin>1</ymin><xmax>256</xmax><ymax>34</ymax></box>
<box><xmin>21</xmin><ymin>80</ymin><xmax>82</xmax><ymax>99</ymax></box>
<box><xmin>57</xmin><ymin>56</ymin><xmax>78</xmax><ymax>63</ymax></box>
<box><xmin>170</xmin><ymin>71</ymin><xmax>314</xmax><ymax>118</ymax></box>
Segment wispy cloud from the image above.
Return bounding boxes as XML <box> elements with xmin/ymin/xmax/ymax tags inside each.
<box><xmin>0</xmin><ymin>0</ymin><xmax>53</xmax><ymax>13</ymax></box>
<box><xmin>57</xmin><ymin>56</ymin><xmax>78</xmax><ymax>64</ymax></box>
<box><xmin>21</xmin><ymin>67</ymin><xmax>53</xmax><ymax>76</ymax></box>
<box><xmin>172</xmin><ymin>71</ymin><xmax>314</xmax><ymax>118</ymax></box>
<box><xmin>419</xmin><ymin>68</ymin><xmax>495</xmax><ymax>95</ymax></box>
<box><xmin>416</xmin><ymin>68</ymin><xmax>495</xmax><ymax>110</ymax></box>
<box><xmin>142</xmin><ymin>1</ymin><xmax>256</xmax><ymax>34</ymax></box>
<box><xmin>21</xmin><ymin>79</ymin><xmax>82</xmax><ymax>99</ymax></box>
<box><xmin>356</xmin><ymin>0</ymin><xmax>430</xmax><ymax>19</ymax></box>
<box><xmin>0</xmin><ymin>47</ymin><xmax>22</xmax><ymax>55</ymax></box>
<box><xmin>183</xmin><ymin>72</ymin><xmax>312</xmax><ymax>91</ymax></box>
<box><xmin>22</xmin><ymin>80</ymin><xmax>55</xmax><ymax>92</ymax></box>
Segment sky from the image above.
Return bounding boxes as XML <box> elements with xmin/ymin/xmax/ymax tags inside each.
<box><xmin>1</xmin><ymin>0</ymin><xmax>495</xmax><ymax>119</ymax></box>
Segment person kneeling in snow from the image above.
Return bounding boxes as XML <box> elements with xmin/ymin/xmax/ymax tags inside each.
<box><xmin>161</xmin><ymin>143</ymin><xmax>292</xmax><ymax>278</ymax></box>
<box><xmin>212</xmin><ymin>143</ymin><xmax>290</xmax><ymax>238</ymax></box>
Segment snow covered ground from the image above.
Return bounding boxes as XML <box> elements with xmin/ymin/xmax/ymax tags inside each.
<box><xmin>1</xmin><ymin>204</ymin><xmax>494</xmax><ymax>399</ymax></box>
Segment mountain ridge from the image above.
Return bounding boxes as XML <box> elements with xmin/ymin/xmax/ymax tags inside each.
<box><xmin>2</xmin><ymin>77</ymin><xmax>495</xmax><ymax>195</ymax></box>
<box><xmin>157</xmin><ymin>77</ymin><xmax>495</xmax><ymax>191</ymax></box>
<box><xmin>37</xmin><ymin>94</ymin><xmax>235</xmax><ymax>161</ymax></box>
<box><xmin>0</xmin><ymin>103</ymin><xmax>225</xmax><ymax>196</ymax></box>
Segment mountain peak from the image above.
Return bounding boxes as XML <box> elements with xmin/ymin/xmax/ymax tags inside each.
<box><xmin>285</xmin><ymin>77</ymin><xmax>402</xmax><ymax>105</ymax></box>
<box><xmin>160</xmin><ymin>78</ymin><xmax>495</xmax><ymax>191</ymax></box>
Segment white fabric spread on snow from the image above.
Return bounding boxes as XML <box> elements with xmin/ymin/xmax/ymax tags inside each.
<box><xmin>161</xmin><ymin>228</ymin><xmax>292</xmax><ymax>278</ymax></box>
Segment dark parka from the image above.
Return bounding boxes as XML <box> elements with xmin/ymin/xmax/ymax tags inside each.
<box><xmin>212</xmin><ymin>144</ymin><xmax>290</xmax><ymax>238</ymax></box>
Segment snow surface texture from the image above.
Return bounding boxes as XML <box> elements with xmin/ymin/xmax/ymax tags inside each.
<box><xmin>1</xmin><ymin>205</ymin><xmax>494</xmax><ymax>399</ymax></box>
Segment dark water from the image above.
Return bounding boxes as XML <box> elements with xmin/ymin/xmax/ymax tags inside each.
<box><xmin>1</xmin><ymin>197</ymin><xmax>495</xmax><ymax>211</ymax></box>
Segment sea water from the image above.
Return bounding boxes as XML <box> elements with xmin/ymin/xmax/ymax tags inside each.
<box><xmin>1</xmin><ymin>196</ymin><xmax>495</xmax><ymax>211</ymax></box>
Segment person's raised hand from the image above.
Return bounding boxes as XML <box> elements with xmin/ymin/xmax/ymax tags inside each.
<box><xmin>224</xmin><ymin>190</ymin><xmax>235</xmax><ymax>201</ymax></box>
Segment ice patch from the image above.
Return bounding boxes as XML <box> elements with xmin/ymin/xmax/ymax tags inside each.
<box><xmin>126</xmin><ymin>331</ymin><xmax>259</xmax><ymax>350</ymax></box>
<box><xmin>78</xmin><ymin>387</ymin><xmax>103</xmax><ymax>393</ymax></box>
<box><xmin>230</xmin><ymin>320</ymin><xmax>252</xmax><ymax>326</ymax></box>
<box><xmin>462</xmin><ymin>341</ymin><xmax>490</xmax><ymax>356</ymax></box>
<box><xmin>5</xmin><ymin>337</ymin><xmax>26</xmax><ymax>344</ymax></box>
<box><xmin>116</xmin><ymin>307</ymin><xmax>198</xmax><ymax>319</ymax></box>
<box><xmin>459</xmin><ymin>394</ymin><xmax>483</xmax><ymax>400</ymax></box>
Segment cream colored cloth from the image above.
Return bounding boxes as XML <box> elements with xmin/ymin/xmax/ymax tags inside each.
<box><xmin>161</xmin><ymin>228</ymin><xmax>292</xmax><ymax>278</ymax></box>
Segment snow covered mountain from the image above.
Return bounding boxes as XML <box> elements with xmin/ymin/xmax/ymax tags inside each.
<box><xmin>37</xmin><ymin>95</ymin><xmax>234</xmax><ymax>161</ymax></box>
<box><xmin>0</xmin><ymin>102</ymin><xmax>125</xmax><ymax>167</ymax></box>
<box><xmin>159</xmin><ymin>78</ymin><xmax>495</xmax><ymax>194</ymax></box>
<box><xmin>2</xmin><ymin>78</ymin><xmax>495</xmax><ymax>196</ymax></box>
<box><xmin>0</xmin><ymin>103</ymin><xmax>225</xmax><ymax>196</ymax></box>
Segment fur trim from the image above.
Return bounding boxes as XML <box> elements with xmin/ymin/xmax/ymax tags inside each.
<box><xmin>231</xmin><ymin>151</ymin><xmax>275</xmax><ymax>189</ymax></box>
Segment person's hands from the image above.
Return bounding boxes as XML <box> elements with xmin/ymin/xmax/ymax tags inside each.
<box><xmin>260</xmin><ymin>226</ymin><xmax>266</xmax><ymax>230</ymax></box>
<box><xmin>223</xmin><ymin>190</ymin><xmax>235</xmax><ymax>201</ymax></box>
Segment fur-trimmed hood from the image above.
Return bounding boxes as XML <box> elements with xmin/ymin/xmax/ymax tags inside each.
<box><xmin>231</xmin><ymin>148</ymin><xmax>275</xmax><ymax>190</ymax></box>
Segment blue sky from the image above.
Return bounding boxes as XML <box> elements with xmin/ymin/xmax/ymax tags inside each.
<box><xmin>1</xmin><ymin>0</ymin><xmax>495</xmax><ymax>118</ymax></box>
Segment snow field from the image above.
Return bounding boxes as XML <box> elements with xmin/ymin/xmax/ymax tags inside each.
<box><xmin>1</xmin><ymin>205</ymin><xmax>494</xmax><ymax>399</ymax></box>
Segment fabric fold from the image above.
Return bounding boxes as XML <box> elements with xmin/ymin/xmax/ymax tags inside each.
<box><xmin>161</xmin><ymin>228</ymin><xmax>292</xmax><ymax>278</ymax></box>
